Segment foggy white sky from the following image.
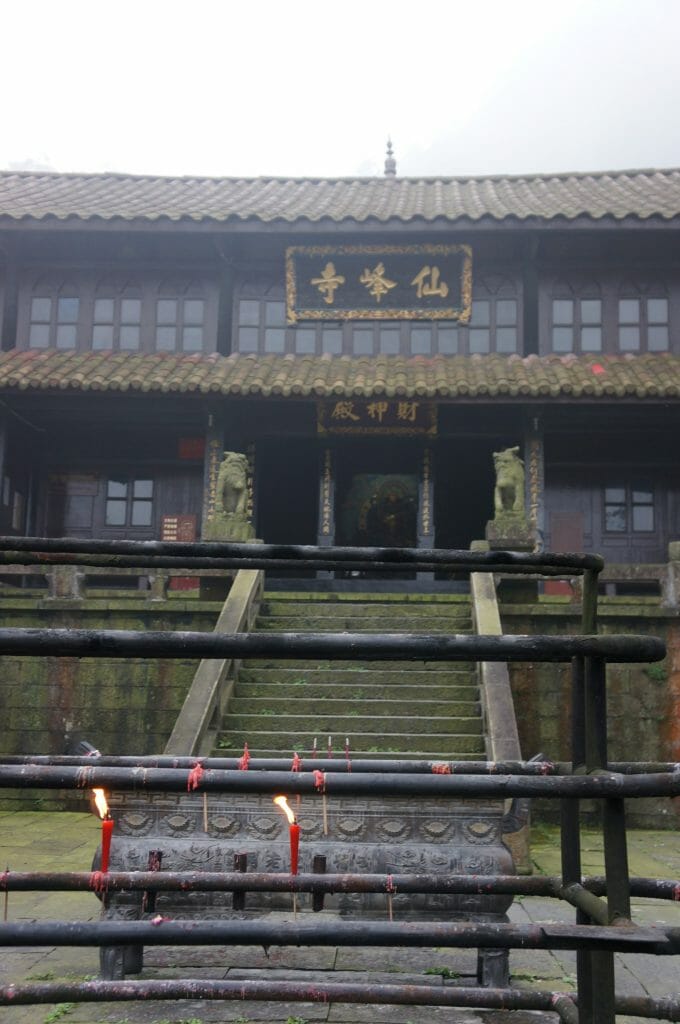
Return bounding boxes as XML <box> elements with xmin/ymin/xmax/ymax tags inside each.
<box><xmin>2</xmin><ymin>0</ymin><xmax>679</xmax><ymax>179</ymax></box>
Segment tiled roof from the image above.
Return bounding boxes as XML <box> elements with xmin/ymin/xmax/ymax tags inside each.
<box><xmin>1</xmin><ymin>350</ymin><xmax>679</xmax><ymax>400</ymax></box>
<box><xmin>1</xmin><ymin>168</ymin><xmax>680</xmax><ymax>224</ymax></box>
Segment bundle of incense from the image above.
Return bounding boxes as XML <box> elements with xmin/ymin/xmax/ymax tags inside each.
<box><xmin>344</xmin><ymin>737</ymin><xmax>352</xmax><ymax>772</ymax></box>
<box><xmin>311</xmin><ymin>736</ymin><xmax>318</xmax><ymax>759</ymax></box>
<box><xmin>327</xmin><ymin>735</ymin><xmax>333</xmax><ymax>758</ymax></box>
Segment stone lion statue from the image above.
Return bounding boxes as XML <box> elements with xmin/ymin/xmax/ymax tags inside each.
<box><xmin>217</xmin><ymin>452</ymin><xmax>248</xmax><ymax>517</ymax></box>
<box><xmin>204</xmin><ymin>450</ymin><xmax>255</xmax><ymax>541</ymax></box>
<box><xmin>493</xmin><ymin>446</ymin><xmax>525</xmax><ymax>515</ymax></box>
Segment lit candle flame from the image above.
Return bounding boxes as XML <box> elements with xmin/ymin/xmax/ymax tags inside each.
<box><xmin>273</xmin><ymin>795</ymin><xmax>296</xmax><ymax>825</ymax></box>
<box><xmin>92</xmin><ymin>788</ymin><xmax>109</xmax><ymax>820</ymax></box>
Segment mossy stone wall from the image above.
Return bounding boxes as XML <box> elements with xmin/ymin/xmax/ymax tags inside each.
<box><xmin>0</xmin><ymin>597</ymin><xmax>220</xmax><ymax>809</ymax></box>
<box><xmin>502</xmin><ymin>599</ymin><xmax>679</xmax><ymax>829</ymax></box>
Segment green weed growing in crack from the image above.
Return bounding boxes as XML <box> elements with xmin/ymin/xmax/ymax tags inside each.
<box><xmin>43</xmin><ymin>1005</ymin><xmax>76</xmax><ymax>1024</ymax></box>
<box><xmin>424</xmin><ymin>966</ymin><xmax>459</xmax><ymax>980</ymax></box>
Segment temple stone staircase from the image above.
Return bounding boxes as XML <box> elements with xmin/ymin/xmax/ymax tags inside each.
<box><xmin>103</xmin><ymin>588</ymin><xmax>514</xmax><ymax>986</ymax></box>
<box><xmin>212</xmin><ymin>591</ymin><xmax>485</xmax><ymax>761</ymax></box>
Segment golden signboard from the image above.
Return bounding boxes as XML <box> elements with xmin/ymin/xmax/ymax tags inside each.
<box><xmin>318</xmin><ymin>399</ymin><xmax>437</xmax><ymax>436</ymax></box>
<box><xmin>286</xmin><ymin>244</ymin><xmax>472</xmax><ymax>323</ymax></box>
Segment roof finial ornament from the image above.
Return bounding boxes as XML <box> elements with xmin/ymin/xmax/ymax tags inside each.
<box><xmin>384</xmin><ymin>137</ymin><xmax>397</xmax><ymax>177</ymax></box>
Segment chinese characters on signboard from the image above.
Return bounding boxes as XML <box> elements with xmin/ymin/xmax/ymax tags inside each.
<box><xmin>286</xmin><ymin>245</ymin><xmax>472</xmax><ymax>323</ymax></box>
<box><xmin>161</xmin><ymin>515</ymin><xmax>197</xmax><ymax>542</ymax></box>
<box><xmin>318</xmin><ymin>399</ymin><xmax>437</xmax><ymax>436</ymax></box>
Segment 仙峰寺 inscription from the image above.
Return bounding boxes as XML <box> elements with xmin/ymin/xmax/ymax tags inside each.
<box><xmin>286</xmin><ymin>244</ymin><xmax>472</xmax><ymax>322</ymax></box>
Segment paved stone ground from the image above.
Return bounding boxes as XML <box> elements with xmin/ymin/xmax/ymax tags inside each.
<box><xmin>0</xmin><ymin>812</ymin><xmax>678</xmax><ymax>1024</ymax></box>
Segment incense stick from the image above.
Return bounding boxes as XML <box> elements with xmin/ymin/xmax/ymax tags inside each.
<box><xmin>203</xmin><ymin>792</ymin><xmax>208</xmax><ymax>833</ymax></box>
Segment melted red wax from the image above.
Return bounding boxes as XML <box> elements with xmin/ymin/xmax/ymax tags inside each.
<box><xmin>187</xmin><ymin>762</ymin><xmax>205</xmax><ymax>791</ymax></box>
<box><xmin>89</xmin><ymin>871</ymin><xmax>109</xmax><ymax>894</ymax></box>
<box><xmin>238</xmin><ymin>743</ymin><xmax>250</xmax><ymax>771</ymax></box>
<box><xmin>313</xmin><ymin>769</ymin><xmax>326</xmax><ymax>792</ymax></box>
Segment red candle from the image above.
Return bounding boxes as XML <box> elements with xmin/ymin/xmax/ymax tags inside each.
<box><xmin>274</xmin><ymin>796</ymin><xmax>300</xmax><ymax>874</ymax></box>
<box><xmin>93</xmin><ymin>789</ymin><xmax>114</xmax><ymax>873</ymax></box>
<box><xmin>101</xmin><ymin>816</ymin><xmax>114</xmax><ymax>873</ymax></box>
<box><xmin>290</xmin><ymin>821</ymin><xmax>300</xmax><ymax>875</ymax></box>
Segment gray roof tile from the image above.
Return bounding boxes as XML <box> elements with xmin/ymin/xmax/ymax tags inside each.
<box><xmin>1</xmin><ymin>168</ymin><xmax>680</xmax><ymax>224</ymax></box>
<box><xmin>1</xmin><ymin>349</ymin><xmax>679</xmax><ymax>400</ymax></box>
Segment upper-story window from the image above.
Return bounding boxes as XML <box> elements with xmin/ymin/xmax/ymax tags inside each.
<box><xmin>19</xmin><ymin>272</ymin><xmax>217</xmax><ymax>354</ymax></box>
<box><xmin>92</xmin><ymin>277</ymin><xmax>143</xmax><ymax>351</ymax></box>
<box><xmin>617</xmin><ymin>284</ymin><xmax>669</xmax><ymax>352</ymax></box>
<box><xmin>549</xmin><ymin>281</ymin><xmax>602</xmax><ymax>353</ymax></box>
<box><xmin>233</xmin><ymin>274</ymin><xmax>520</xmax><ymax>356</ymax></box>
<box><xmin>544</xmin><ymin>276</ymin><xmax>673</xmax><ymax>354</ymax></box>
<box><xmin>29</xmin><ymin>282</ymin><xmax>80</xmax><ymax>349</ymax></box>
<box><xmin>155</xmin><ymin>280</ymin><xmax>207</xmax><ymax>353</ymax></box>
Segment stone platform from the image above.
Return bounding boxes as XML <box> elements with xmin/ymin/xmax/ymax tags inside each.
<box><xmin>1</xmin><ymin>813</ymin><xmax>679</xmax><ymax>1024</ymax></box>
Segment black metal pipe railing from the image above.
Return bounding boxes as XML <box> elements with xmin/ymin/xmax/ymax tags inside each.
<box><xmin>0</xmin><ymin>627</ymin><xmax>664</xmax><ymax>662</ymax></box>
<box><xmin>0</xmin><ymin>535</ymin><xmax>605</xmax><ymax>574</ymax></box>
<box><xmin>4</xmin><ymin>754</ymin><xmax>678</xmax><ymax>775</ymax></box>
<box><xmin>2</xmin><ymin>764</ymin><xmax>678</xmax><ymax>798</ymax></box>
<box><xmin>1</xmin><ymin>870</ymin><xmax>678</xmax><ymax>900</ymax></box>
<box><xmin>1</xmin><ymin>918</ymin><xmax>677</xmax><ymax>953</ymax></box>
<box><xmin>0</xmin><ymin>979</ymin><xmax>586</xmax><ymax>1023</ymax></box>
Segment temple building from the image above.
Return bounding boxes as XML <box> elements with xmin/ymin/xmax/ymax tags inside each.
<box><xmin>1</xmin><ymin>155</ymin><xmax>680</xmax><ymax>582</ymax></box>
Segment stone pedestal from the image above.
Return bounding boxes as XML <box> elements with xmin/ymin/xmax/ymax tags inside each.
<box><xmin>485</xmin><ymin>513</ymin><xmax>533</xmax><ymax>551</ymax></box>
<box><xmin>203</xmin><ymin>513</ymin><xmax>255</xmax><ymax>542</ymax></box>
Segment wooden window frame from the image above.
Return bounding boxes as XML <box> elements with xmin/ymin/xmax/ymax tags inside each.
<box><xmin>18</xmin><ymin>271</ymin><xmax>219</xmax><ymax>354</ymax></box>
<box><xmin>548</xmin><ymin>283</ymin><xmax>603</xmax><ymax>355</ymax></box>
<box><xmin>233</xmin><ymin>275</ymin><xmax>521</xmax><ymax>356</ymax></box>
<box><xmin>617</xmin><ymin>291</ymin><xmax>669</xmax><ymax>354</ymax></box>
<box><xmin>105</xmin><ymin>476</ymin><xmax>155</xmax><ymax>529</ymax></box>
<box><xmin>603</xmin><ymin>483</ymin><xmax>655</xmax><ymax>535</ymax></box>
<box><xmin>28</xmin><ymin>287</ymin><xmax>81</xmax><ymax>350</ymax></box>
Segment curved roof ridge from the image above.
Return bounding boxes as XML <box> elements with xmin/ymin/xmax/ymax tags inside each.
<box><xmin>1</xmin><ymin>167</ymin><xmax>679</xmax><ymax>185</ymax></box>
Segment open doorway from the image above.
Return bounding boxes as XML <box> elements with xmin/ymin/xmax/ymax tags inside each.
<box><xmin>434</xmin><ymin>439</ymin><xmax>497</xmax><ymax>550</ymax></box>
<box><xmin>255</xmin><ymin>439</ymin><xmax>319</xmax><ymax>546</ymax></box>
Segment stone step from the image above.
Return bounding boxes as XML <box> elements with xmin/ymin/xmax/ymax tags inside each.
<box><xmin>255</xmin><ymin>615</ymin><xmax>472</xmax><ymax>632</ymax></box>
<box><xmin>241</xmin><ymin>658</ymin><xmax>478</xmax><ymax>671</ymax></box>
<box><xmin>259</xmin><ymin>605</ymin><xmax>473</xmax><ymax>621</ymax></box>
<box><xmin>221</xmin><ymin>713</ymin><xmax>483</xmax><ymax>735</ymax></box>
<box><xmin>211</xmin><ymin>746</ymin><xmax>484</xmax><ymax>761</ymax></box>
<box><xmin>234</xmin><ymin>681</ymin><xmax>479</xmax><ymax>701</ymax></box>
<box><xmin>215</xmin><ymin>730</ymin><xmax>486</xmax><ymax>755</ymax></box>
<box><xmin>261</xmin><ymin>595</ymin><xmax>472</xmax><ymax>612</ymax></box>
<box><xmin>237</xmin><ymin>667</ymin><xmax>476</xmax><ymax>685</ymax></box>
<box><xmin>228</xmin><ymin>697</ymin><xmax>480</xmax><ymax>717</ymax></box>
